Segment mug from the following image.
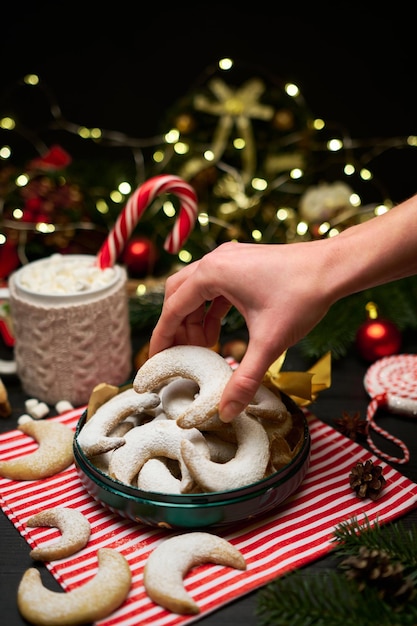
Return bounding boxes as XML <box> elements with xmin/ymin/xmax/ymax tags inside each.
<box><xmin>0</xmin><ymin>254</ymin><xmax>133</xmax><ymax>407</ymax></box>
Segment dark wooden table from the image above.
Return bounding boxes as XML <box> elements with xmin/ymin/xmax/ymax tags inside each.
<box><xmin>1</xmin><ymin>331</ymin><xmax>416</xmax><ymax>625</ymax></box>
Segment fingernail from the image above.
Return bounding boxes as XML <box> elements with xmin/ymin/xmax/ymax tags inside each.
<box><xmin>219</xmin><ymin>401</ymin><xmax>243</xmax><ymax>423</ymax></box>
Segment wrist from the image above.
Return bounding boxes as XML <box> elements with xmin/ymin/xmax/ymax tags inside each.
<box><xmin>322</xmin><ymin>196</ymin><xmax>417</xmax><ymax>302</ymax></box>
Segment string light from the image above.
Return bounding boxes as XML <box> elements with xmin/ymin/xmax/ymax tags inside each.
<box><xmin>0</xmin><ymin>65</ymin><xmax>416</xmax><ymax>272</ymax></box>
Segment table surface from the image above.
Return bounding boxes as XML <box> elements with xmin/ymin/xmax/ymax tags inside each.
<box><xmin>1</xmin><ymin>330</ymin><xmax>417</xmax><ymax>625</ymax></box>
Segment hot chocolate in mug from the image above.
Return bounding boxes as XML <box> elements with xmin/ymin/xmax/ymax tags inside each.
<box><xmin>0</xmin><ymin>254</ymin><xmax>132</xmax><ymax>406</ymax></box>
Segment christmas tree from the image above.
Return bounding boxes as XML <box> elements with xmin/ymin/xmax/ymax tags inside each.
<box><xmin>1</xmin><ymin>60</ymin><xmax>417</xmax><ymax>359</ymax></box>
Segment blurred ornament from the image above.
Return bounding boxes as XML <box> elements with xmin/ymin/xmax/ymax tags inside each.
<box><xmin>272</xmin><ymin>108</ymin><xmax>295</xmax><ymax>131</ymax></box>
<box><xmin>189</xmin><ymin>166</ymin><xmax>219</xmax><ymax>196</ymax></box>
<box><xmin>0</xmin><ymin>296</ymin><xmax>14</xmax><ymax>347</ymax></box>
<box><xmin>0</xmin><ymin>143</ymin><xmax>98</xmax><ymax>265</ymax></box>
<box><xmin>175</xmin><ymin>113</ymin><xmax>196</xmax><ymax>134</ymax></box>
<box><xmin>0</xmin><ymin>377</ymin><xmax>12</xmax><ymax>418</ymax></box>
<box><xmin>0</xmin><ymin>239</ymin><xmax>19</xmax><ymax>279</ymax></box>
<box><xmin>134</xmin><ymin>341</ymin><xmax>150</xmax><ymax>370</ymax></box>
<box><xmin>299</xmin><ymin>181</ymin><xmax>355</xmax><ymax>237</ymax></box>
<box><xmin>122</xmin><ymin>236</ymin><xmax>158</xmax><ymax>277</ymax></box>
<box><xmin>182</xmin><ymin>76</ymin><xmax>275</xmax><ymax>183</ymax></box>
<box><xmin>28</xmin><ymin>145</ymin><xmax>72</xmax><ymax>171</ymax></box>
<box><xmin>221</xmin><ymin>339</ymin><xmax>248</xmax><ymax>362</ymax></box>
<box><xmin>355</xmin><ymin>302</ymin><xmax>402</xmax><ymax>362</ymax></box>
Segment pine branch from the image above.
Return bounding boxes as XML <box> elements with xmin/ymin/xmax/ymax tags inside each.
<box><xmin>298</xmin><ymin>293</ymin><xmax>367</xmax><ymax>359</ymax></box>
<box><xmin>129</xmin><ymin>295</ymin><xmax>247</xmax><ymax>334</ymax></box>
<box><xmin>129</xmin><ymin>290</ymin><xmax>164</xmax><ymax>331</ymax></box>
<box><xmin>298</xmin><ymin>277</ymin><xmax>417</xmax><ymax>359</ymax></box>
<box><xmin>256</xmin><ymin>571</ymin><xmax>417</xmax><ymax>626</ymax></box>
<box><xmin>127</xmin><ymin>274</ymin><xmax>417</xmax><ymax>357</ymax></box>
<box><xmin>256</xmin><ymin>517</ymin><xmax>417</xmax><ymax>625</ymax></box>
<box><xmin>332</xmin><ymin>517</ymin><xmax>417</xmax><ymax>576</ymax></box>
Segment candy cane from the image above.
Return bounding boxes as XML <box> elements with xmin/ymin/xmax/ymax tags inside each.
<box><xmin>96</xmin><ymin>175</ymin><xmax>198</xmax><ymax>269</ymax></box>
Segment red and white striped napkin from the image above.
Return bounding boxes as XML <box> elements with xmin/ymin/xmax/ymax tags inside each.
<box><xmin>1</xmin><ymin>407</ymin><xmax>416</xmax><ymax>626</ymax></box>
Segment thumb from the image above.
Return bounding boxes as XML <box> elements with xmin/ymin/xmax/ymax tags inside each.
<box><xmin>219</xmin><ymin>345</ymin><xmax>276</xmax><ymax>422</ymax></box>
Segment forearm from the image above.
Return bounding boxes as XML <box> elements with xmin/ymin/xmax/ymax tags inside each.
<box><xmin>323</xmin><ymin>194</ymin><xmax>417</xmax><ymax>303</ymax></box>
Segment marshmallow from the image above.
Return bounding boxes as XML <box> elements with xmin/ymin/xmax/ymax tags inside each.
<box><xmin>17</xmin><ymin>415</ymin><xmax>33</xmax><ymax>425</ymax></box>
<box><xmin>25</xmin><ymin>398</ymin><xmax>39</xmax><ymax>412</ymax></box>
<box><xmin>29</xmin><ymin>402</ymin><xmax>49</xmax><ymax>419</ymax></box>
<box><xmin>55</xmin><ymin>400</ymin><xmax>74</xmax><ymax>414</ymax></box>
<box><xmin>17</xmin><ymin>254</ymin><xmax>117</xmax><ymax>296</ymax></box>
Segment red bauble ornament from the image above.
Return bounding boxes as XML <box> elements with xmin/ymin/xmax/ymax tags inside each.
<box><xmin>355</xmin><ymin>302</ymin><xmax>402</xmax><ymax>362</ymax></box>
<box><xmin>122</xmin><ymin>236</ymin><xmax>158</xmax><ymax>277</ymax></box>
<box><xmin>0</xmin><ymin>239</ymin><xmax>20</xmax><ymax>279</ymax></box>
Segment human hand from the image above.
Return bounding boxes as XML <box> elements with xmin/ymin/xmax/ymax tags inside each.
<box><xmin>149</xmin><ymin>240</ymin><xmax>333</xmax><ymax>421</ymax></box>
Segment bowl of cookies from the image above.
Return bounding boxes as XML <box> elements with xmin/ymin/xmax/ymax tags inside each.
<box><xmin>73</xmin><ymin>345</ymin><xmax>311</xmax><ymax>529</ymax></box>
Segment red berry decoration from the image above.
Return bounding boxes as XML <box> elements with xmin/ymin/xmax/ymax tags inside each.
<box><xmin>355</xmin><ymin>302</ymin><xmax>402</xmax><ymax>362</ymax></box>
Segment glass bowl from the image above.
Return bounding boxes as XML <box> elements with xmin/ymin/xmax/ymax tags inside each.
<box><xmin>73</xmin><ymin>392</ymin><xmax>311</xmax><ymax>529</ymax></box>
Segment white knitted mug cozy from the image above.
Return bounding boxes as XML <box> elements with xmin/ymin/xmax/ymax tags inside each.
<box><xmin>8</xmin><ymin>256</ymin><xmax>132</xmax><ymax>406</ymax></box>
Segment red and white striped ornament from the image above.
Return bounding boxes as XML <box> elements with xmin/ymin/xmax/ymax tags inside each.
<box><xmin>363</xmin><ymin>353</ymin><xmax>417</xmax><ymax>464</ymax></box>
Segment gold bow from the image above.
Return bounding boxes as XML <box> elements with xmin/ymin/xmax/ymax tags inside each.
<box><xmin>263</xmin><ymin>350</ymin><xmax>332</xmax><ymax>407</ymax></box>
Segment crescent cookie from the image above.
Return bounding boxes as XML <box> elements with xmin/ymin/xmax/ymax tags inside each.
<box><xmin>133</xmin><ymin>345</ymin><xmax>233</xmax><ymax>429</ymax></box>
<box><xmin>247</xmin><ymin>384</ymin><xmax>292</xmax><ymax>422</ymax></box>
<box><xmin>137</xmin><ymin>458</ymin><xmax>183</xmax><ymax>493</ymax></box>
<box><xmin>181</xmin><ymin>412</ymin><xmax>270</xmax><ymax>492</ymax></box>
<box><xmin>27</xmin><ymin>507</ymin><xmax>91</xmax><ymax>561</ymax></box>
<box><xmin>77</xmin><ymin>387</ymin><xmax>161</xmax><ymax>458</ymax></box>
<box><xmin>0</xmin><ymin>418</ymin><xmax>74</xmax><ymax>481</ymax></box>
<box><xmin>203</xmin><ymin>433</ymin><xmax>237</xmax><ymax>463</ymax></box>
<box><xmin>17</xmin><ymin>548</ymin><xmax>132</xmax><ymax>625</ymax></box>
<box><xmin>143</xmin><ymin>532</ymin><xmax>246</xmax><ymax>614</ymax></box>
<box><xmin>89</xmin><ymin>420</ymin><xmax>134</xmax><ymax>473</ymax></box>
<box><xmin>160</xmin><ymin>377</ymin><xmax>199</xmax><ymax>420</ymax></box>
<box><xmin>161</xmin><ymin>376</ymin><xmax>235</xmax><ymax>435</ymax></box>
<box><xmin>108</xmin><ymin>418</ymin><xmax>209</xmax><ymax>492</ymax></box>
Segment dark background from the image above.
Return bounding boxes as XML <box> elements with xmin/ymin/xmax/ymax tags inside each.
<box><xmin>2</xmin><ymin>7</ymin><xmax>417</xmax><ymax>203</ymax></box>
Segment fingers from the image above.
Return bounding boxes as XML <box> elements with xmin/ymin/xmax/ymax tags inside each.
<box><xmin>182</xmin><ymin>303</ymin><xmax>211</xmax><ymax>346</ymax></box>
<box><xmin>218</xmin><ymin>340</ymin><xmax>282</xmax><ymax>422</ymax></box>
<box><xmin>149</xmin><ymin>262</ymin><xmax>230</xmax><ymax>356</ymax></box>
<box><xmin>203</xmin><ymin>297</ymin><xmax>233</xmax><ymax>347</ymax></box>
<box><xmin>150</xmin><ymin>303</ymin><xmax>211</xmax><ymax>354</ymax></box>
<box><xmin>171</xmin><ymin>297</ymin><xmax>231</xmax><ymax>350</ymax></box>
<box><xmin>149</xmin><ymin>263</ymin><xmax>205</xmax><ymax>355</ymax></box>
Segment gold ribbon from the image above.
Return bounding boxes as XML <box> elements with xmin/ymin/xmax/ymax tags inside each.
<box><xmin>263</xmin><ymin>350</ymin><xmax>332</xmax><ymax>407</ymax></box>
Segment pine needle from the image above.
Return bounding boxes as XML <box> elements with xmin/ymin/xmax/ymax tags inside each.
<box><xmin>256</xmin><ymin>570</ymin><xmax>417</xmax><ymax>625</ymax></box>
<box><xmin>256</xmin><ymin>517</ymin><xmax>417</xmax><ymax>625</ymax></box>
<box><xmin>332</xmin><ymin>517</ymin><xmax>417</xmax><ymax>576</ymax></box>
<box><xmin>298</xmin><ymin>276</ymin><xmax>417</xmax><ymax>359</ymax></box>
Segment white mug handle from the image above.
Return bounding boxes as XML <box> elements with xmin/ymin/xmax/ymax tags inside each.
<box><xmin>0</xmin><ymin>287</ymin><xmax>17</xmax><ymax>375</ymax></box>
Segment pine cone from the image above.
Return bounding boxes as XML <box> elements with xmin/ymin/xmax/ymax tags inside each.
<box><xmin>349</xmin><ymin>459</ymin><xmax>386</xmax><ymax>500</ymax></box>
<box><xmin>341</xmin><ymin>546</ymin><xmax>415</xmax><ymax>604</ymax></box>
